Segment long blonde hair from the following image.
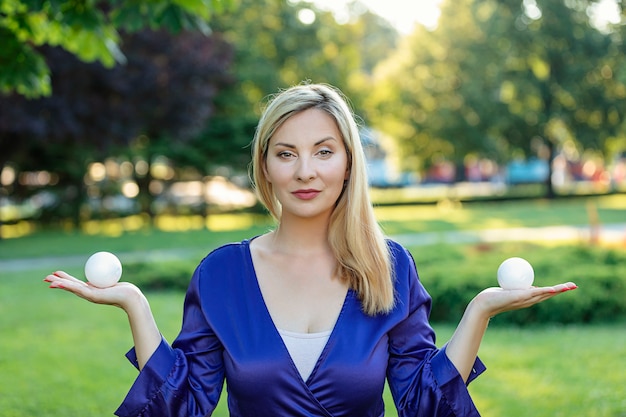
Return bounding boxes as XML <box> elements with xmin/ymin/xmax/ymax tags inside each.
<box><xmin>250</xmin><ymin>83</ymin><xmax>394</xmax><ymax>315</ymax></box>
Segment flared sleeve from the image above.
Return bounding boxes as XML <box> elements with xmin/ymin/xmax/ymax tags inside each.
<box><xmin>386</xmin><ymin>243</ymin><xmax>486</xmax><ymax>417</ymax></box>
<box><xmin>115</xmin><ymin>264</ymin><xmax>224</xmax><ymax>417</ymax></box>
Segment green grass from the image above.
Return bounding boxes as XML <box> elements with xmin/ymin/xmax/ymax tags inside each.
<box><xmin>1</xmin><ymin>195</ymin><xmax>625</xmax><ymax>415</ymax></box>
<box><xmin>376</xmin><ymin>194</ymin><xmax>626</xmax><ymax>234</ymax></box>
<box><xmin>1</xmin><ymin>194</ymin><xmax>624</xmax><ymax>260</ymax></box>
<box><xmin>468</xmin><ymin>325</ymin><xmax>626</xmax><ymax>417</ymax></box>
<box><xmin>1</xmin><ymin>268</ymin><xmax>625</xmax><ymax>416</ymax></box>
<box><xmin>0</xmin><ymin>214</ymin><xmax>274</xmax><ymax>260</ymax></box>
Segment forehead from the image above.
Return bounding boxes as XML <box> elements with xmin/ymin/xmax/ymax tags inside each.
<box><xmin>271</xmin><ymin>108</ymin><xmax>342</xmax><ymax>144</ymax></box>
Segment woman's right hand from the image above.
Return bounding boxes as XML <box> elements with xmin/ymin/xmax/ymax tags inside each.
<box><xmin>45</xmin><ymin>270</ymin><xmax>162</xmax><ymax>369</ymax></box>
<box><xmin>44</xmin><ymin>270</ymin><xmax>143</xmax><ymax>311</ymax></box>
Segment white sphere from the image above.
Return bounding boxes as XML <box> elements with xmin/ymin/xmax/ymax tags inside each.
<box><xmin>497</xmin><ymin>257</ymin><xmax>534</xmax><ymax>290</ymax></box>
<box><xmin>85</xmin><ymin>251</ymin><xmax>122</xmax><ymax>288</ymax></box>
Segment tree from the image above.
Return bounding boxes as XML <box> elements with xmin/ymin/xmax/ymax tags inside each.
<box><xmin>1</xmin><ymin>0</ymin><xmax>403</xmax><ymax>232</ymax></box>
<box><xmin>366</xmin><ymin>0</ymin><xmax>510</xmax><ymax>175</ymax></box>
<box><xmin>0</xmin><ymin>0</ymin><xmax>234</xmax><ymax>98</ymax></box>
<box><xmin>493</xmin><ymin>0</ymin><xmax>624</xmax><ymax>196</ymax></box>
<box><xmin>146</xmin><ymin>0</ymin><xmax>401</xmax><ymax>217</ymax></box>
<box><xmin>367</xmin><ymin>0</ymin><xmax>625</xmax><ymax>196</ymax></box>
<box><xmin>192</xmin><ymin>0</ymin><xmax>399</xmax><ymax>174</ymax></box>
<box><xmin>0</xmin><ymin>29</ymin><xmax>234</xmax><ymax>226</ymax></box>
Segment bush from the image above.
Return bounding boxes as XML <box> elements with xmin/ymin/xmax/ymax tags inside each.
<box><xmin>411</xmin><ymin>243</ymin><xmax>626</xmax><ymax>325</ymax></box>
<box><xmin>122</xmin><ymin>242</ymin><xmax>626</xmax><ymax>325</ymax></box>
<box><xmin>123</xmin><ymin>261</ymin><xmax>196</xmax><ymax>292</ymax></box>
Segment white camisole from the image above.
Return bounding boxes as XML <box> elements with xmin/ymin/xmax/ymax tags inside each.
<box><xmin>278</xmin><ymin>328</ymin><xmax>332</xmax><ymax>381</ymax></box>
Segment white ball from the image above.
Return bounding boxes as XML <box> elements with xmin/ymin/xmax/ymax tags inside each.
<box><xmin>497</xmin><ymin>257</ymin><xmax>534</xmax><ymax>290</ymax></box>
<box><xmin>85</xmin><ymin>251</ymin><xmax>122</xmax><ymax>288</ymax></box>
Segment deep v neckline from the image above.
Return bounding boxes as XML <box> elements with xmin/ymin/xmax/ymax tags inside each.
<box><xmin>244</xmin><ymin>238</ymin><xmax>353</xmax><ymax>384</ymax></box>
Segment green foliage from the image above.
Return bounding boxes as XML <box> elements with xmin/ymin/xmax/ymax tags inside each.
<box><xmin>124</xmin><ymin>260</ymin><xmax>196</xmax><ymax>291</ymax></box>
<box><xmin>0</xmin><ymin>26</ymin><xmax>51</xmax><ymax>96</ymax></box>
<box><xmin>0</xmin><ymin>27</ymin><xmax>235</xmax><ymax>226</ymax></box>
<box><xmin>198</xmin><ymin>0</ymin><xmax>399</xmax><ymax>171</ymax></box>
<box><xmin>411</xmin><ymin>242</ymin><xmax>626</xmax><ymax>324</ymax></box>
<box><xmin>367</xmin><ymin>0</ymin><xmax>626</xmax><ymax>182</ymax></box>
<box><xmin>113</xmin><ymin>241</ymin><xmax>626</xmax><ymax>326</ymax></box>
<box><xmin>0</xmin><ymin>0</ymin><xmax>234</xmax><ymax>97</ymax></box>
<box><xmin>1</xmin><ymin>0</ymin><xmax>399</xmax><ymax>229</ymax></box>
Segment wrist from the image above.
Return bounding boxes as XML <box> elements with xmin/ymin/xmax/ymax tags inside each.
<box><xmin>466</xmin><ymin>296</ymin><xmax>493</xmax><ymax>324</ymax></box>
<box><xmin>117</xmin><ymin>284</ymin><xmax>149</xmax><ymax>314</ymax></box>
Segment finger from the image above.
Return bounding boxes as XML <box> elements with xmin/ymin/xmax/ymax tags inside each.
<box><xmin>44</xmin><ymin>271</ymin><xmax>89</xmax><ymax>292</ymax></box>
<box><xmin>543</xmin><ymin>282</ymin><xmax>578</xmax><ymax>294</ymax></box>
<box><xmin>525</xmin><ymin>282</ymin><xmax>578</xmax><ymax>304</ymax></box>
<box><xmin>51</xmin><ymin>270</ymin><xmax>86</xmax><ymax>284</ymax></box>
<box><xmin>44</xmin><ymin>271</ymin><xmax>91</xmax><ymax>290</ymax></box>
<box><xmin>44</xmin><ymin>272</ymin><xmax>74</xmax><ymax>284</ymax></box>
<box><xmin>557</xmin><ymin>282</ymin><xmax>578</xmax><ymax>292</ymax></box>
<box><xmin>47</xmin><ymin>276</ymin><xmax>87</xmax><ymax>292</ymax></box>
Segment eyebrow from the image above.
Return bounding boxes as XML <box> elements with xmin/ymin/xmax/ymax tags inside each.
<box><xmin>272</xmin><ymin>136</ymin><xmax>338</xmax><ymax>148</ymax></box>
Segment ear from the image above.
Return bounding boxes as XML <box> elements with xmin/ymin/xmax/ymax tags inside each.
<box><xmin>263</xmin><ymin>160</ymin><xmax>271</xmax><ymax>183</ymax></box>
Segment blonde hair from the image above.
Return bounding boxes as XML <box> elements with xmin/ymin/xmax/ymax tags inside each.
<box><xmin>250</xmin><ymin>83</ymin><xmax>395</xmax><ymax>315</ymax></box>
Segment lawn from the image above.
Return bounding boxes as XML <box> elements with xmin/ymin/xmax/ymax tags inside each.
<box><xmin>375</xmin><ymin>193</ymin><xmax>626</xmax><ymax>234</ymax></box>
<box><xmin>1</xmin><ymin>194</ymin><xmax>625</xmax><ymax>416</ymax></box>
<box><xmin>1</xmin><ymin>194</ymin><xmax>624</xmax><ymax>260</ymax></box>
<box><xmin>1</xmin><ymin>267</ymin><xmax>624</xmax><ymax>416</ymax></box>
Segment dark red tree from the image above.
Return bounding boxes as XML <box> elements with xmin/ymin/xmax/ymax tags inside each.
<box><xmin>0</xmin><ymin>29</ymin><xmax>234</xmax><ymax>226</ymax></box>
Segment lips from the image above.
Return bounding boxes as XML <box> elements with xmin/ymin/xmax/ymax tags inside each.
<box><xmin>292</xmin><ymin>189</ymin><xmax>320</xmax><ymax>200</ymax></box>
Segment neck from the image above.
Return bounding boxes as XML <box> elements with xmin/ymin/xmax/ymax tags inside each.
<box><xmin>271</xmin><ymin>214</ymin><xmax>332</xmax><ymax>255</ymax></box>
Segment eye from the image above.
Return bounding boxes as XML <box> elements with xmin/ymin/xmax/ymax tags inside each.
<box><xmin>317</xmin><ymin>149</ymin><xmax>334</xmax><ymax>157</ymax></box>
<box><xmin>277</xmin><ymin>150</ymin><xmax>295</xmax><ymax>159</ymax></box>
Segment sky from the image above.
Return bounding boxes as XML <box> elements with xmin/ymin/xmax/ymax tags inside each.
<box><xmin>357</xmin><ymin>0</ymin><xmax>443</xmax><ymax>32</ymax></box>
<box><xmin>309</xmin><ymin>0</ymin><xmax>443</xmax><ymax>33</ymax></box>
<box><xmin>308</xmin><ymin>0</ymin><xmax>621</xmax><ymax>34</ymax></box>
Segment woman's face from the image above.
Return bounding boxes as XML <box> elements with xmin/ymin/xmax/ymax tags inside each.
<box><xmin>264</xmin><ymin>108</ymin><xmax>349</xmax><ymax>221</ymax></box>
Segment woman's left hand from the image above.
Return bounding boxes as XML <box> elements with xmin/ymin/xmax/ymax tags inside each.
<box><xmin>471</xmin><ymin>282</ymin><xmax>578</xmax><ymax>318</ymax></box>
<box><xmin>446</xmin><ymin>281</ymin><xmax>577</xmax><ymax>381</ymax></box>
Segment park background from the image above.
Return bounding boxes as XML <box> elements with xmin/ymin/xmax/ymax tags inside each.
<box><xmin>1</xmin><ymin>0</ymin><xmax>626</xmax><ymax>416</ymax></box>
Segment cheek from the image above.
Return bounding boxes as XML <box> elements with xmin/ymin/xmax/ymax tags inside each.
<box><xmin>263</xmin><ymin>159</ymin><xmax>284</xmax><ymax>185</ymax></box>
<box><xmin>264</xmin><ymin>160</ymin><xmax>290</xmax><ymax>186</ymax></box>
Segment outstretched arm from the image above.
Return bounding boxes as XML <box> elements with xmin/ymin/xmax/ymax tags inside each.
<box><xmin>44</xmin><ymin>271</ymin><xmax>162</xmax><ymax>369</ymax></box>
<box><xmin>445</xmin><ymin>282</ymin><xmax>578</xmax><ymax>382</ymax></box>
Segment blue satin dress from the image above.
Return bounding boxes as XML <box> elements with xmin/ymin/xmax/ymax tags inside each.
<box><xmin>115</xmin><ymin>239</ymin><xmax>485</xmax><ymax>417</ymax></box>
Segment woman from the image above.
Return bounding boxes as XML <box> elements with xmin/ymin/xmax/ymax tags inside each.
<box><xmin>45</xmin><ymin>83</ymin><xmax>577</xmax><ymax>416</ymax></box>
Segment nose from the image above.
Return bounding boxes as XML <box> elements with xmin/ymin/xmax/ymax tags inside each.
<box><xmin>295</xmin><ymin>156</ymin><xmax>316</xmax><ymax>182</ymax></box>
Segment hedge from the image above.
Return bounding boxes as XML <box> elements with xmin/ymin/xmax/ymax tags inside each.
<box><xmin>123</xmin><ymin>242</ymin><xmax>626</xmax><ymax>325</ymax></box>
<box><xmin>412</xmin><ymin>243</ymin><xmax>626</xmax><ymax>325</ymax></box>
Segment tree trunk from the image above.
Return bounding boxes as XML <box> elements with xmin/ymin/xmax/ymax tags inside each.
<box><xmin>544</xmin><ymin>140</ymin><xmax>556</xmax><ymax>199</ymax></box>
<box><xmin>135</xmin><ymin>159</ymin><xmax>155</xmax><ymax>227</ymax></box>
